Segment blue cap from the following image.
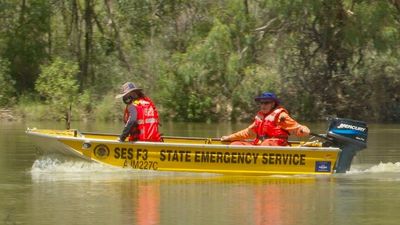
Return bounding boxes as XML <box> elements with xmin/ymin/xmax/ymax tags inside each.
<box><xmin>254</xmin><ymin>92</ymin><xmax>280</xmax><ymax>104</ymax></box>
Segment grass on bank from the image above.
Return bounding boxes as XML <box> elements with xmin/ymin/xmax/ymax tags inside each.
<box><xmin>14</xmin><ymin>92</ymin><xmax>124</xmax><ymax>122</ymax></box>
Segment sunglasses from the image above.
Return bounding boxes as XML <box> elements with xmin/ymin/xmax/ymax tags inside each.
<box><xmin>258</xmin><ymin>101</ymin><xmax>273</xmax><ymax>105</ymax></box>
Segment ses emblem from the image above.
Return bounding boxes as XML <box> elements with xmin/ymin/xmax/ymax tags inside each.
<box><xmin>93</xmin><ymin>144</ymin><xmax>110</xmax><ymax>159</ymax></box>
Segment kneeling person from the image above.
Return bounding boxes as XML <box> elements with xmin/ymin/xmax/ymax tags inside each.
<box><xmin>116</xmin><ymin>82</ymin><xmax>161</xmax><ymax>142</ymax></box>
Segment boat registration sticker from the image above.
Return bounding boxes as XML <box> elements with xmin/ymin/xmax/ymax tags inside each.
<box><xmin>315</xmin><ymin>161</ymin><xmax>331</xmax><ymax>172</ymax></box>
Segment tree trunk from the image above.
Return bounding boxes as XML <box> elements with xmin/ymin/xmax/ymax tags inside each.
<box><xmin>72</xmin><ymin>0</ymin><xmax>83</xmax><ymax>89</ymax></box>
<box><xmin>83</xmin><ymin>0</ymin><xmax>93</xmax><ymax>87</ymax></box>
<box><xmin>104</xmin><ymin>0</ymin><xmax>132</xmax><ymax>72</ymax></box>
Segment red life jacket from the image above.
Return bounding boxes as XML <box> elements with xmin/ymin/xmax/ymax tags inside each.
<box><xmin>124</xmin><ymin>97</ymin><xmax>161</xmax><ymax>142</ymax></box>
<box><xmin>252</xmin><ymin>107</ymin><xmax>289</xmax><ymax>145</ymax></box>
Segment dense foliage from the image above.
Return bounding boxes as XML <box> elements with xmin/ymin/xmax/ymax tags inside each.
<box><xmin>0</xmin><ymin>0</ymin><xmax>399</xmax><ymax>122</ymax></box>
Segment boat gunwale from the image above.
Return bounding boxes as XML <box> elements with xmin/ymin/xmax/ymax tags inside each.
<box><xmin>27</xmin><ymin>129</ymin><xmax>342</xmax><ymax>152</ymax></box>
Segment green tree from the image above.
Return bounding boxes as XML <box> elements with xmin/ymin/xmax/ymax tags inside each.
<box><xmin>0</xmin><ymin>0</ymin><xmax>399</xmax><ymax>122</ymax></box>
<box><xmin>35</xmin><ymin>58</ymin><xmax>79</xmax><ymax>120</ymax></box>
<box><xmin>0</xmin><ymin>58</ymin><xmax>15</xmax><ymax>106</ymax></box>
<box><xmin>3</xmin><ymin>0</ymin><xmax>51</xmax><ymax>93</ymax></box>
<box><xmin>256</xmin><ymin>0</ymin><xmax>400</xmax><ymax>120</ymax></box>
<box><xmin>162</xmin><ymin>19</ymin><xmax>239</xmax><ymax>121</ymax></box>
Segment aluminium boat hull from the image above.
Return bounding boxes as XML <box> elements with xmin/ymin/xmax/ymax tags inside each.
<box><xmin>26</xmin><ymin>129</ymin><xmax>341</xmax><ymax>175</ymax></box>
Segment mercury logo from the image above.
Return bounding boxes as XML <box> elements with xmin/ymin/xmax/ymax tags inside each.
<box><xmin>337</xmin><ymin>123</ymin><xmax>366</xmax><ymax>132</ymax></box>
<box><xmin>319</xmin><ymin>164</ymin><xmax>328</xmax><ymax>169</ymax></box>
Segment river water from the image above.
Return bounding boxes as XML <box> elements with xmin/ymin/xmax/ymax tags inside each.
<box><xmin>1</xmin><ymin>121</ymin><xmax>400</xmax><ymax>225</ymax></box>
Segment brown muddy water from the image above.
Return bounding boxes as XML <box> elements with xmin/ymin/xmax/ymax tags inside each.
<box><xmin>1</xmin><ymin>121</ymin><xmax>400</xmax><ymax>225</ymax></box>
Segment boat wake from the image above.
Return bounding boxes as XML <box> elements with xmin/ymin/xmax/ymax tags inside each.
<box><xmin>30</xmin><ymin>155</ymin><xmax>400</xmax><ymax>182</ymax></box>
<box><xmin>341</xmin><ymin>162</ymin><xmax>400</xmax><ymax>181</ymax></box>
<box><xmin>31</xmin><ymin>154</ymin><xmax>119</xmax><ymax>173</ymax></box>
<box><xmin>30</xmin><ymin>154</ymin><xmax>218</xmax><ymax>182</ymax></box>
<box><xmin>348</xmin><ymin>162</ymin><xmax>400</xmax><ymax>174</ymax></box>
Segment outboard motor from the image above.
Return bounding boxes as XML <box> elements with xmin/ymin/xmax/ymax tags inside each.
<box><xmin>326</xmin><ymin>118</ymin><xmax>368</xmax><ymax>173</ymax></box>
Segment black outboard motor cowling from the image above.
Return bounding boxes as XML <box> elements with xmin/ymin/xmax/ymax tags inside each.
<box><xmin>327</xmin><ymin>118</ymin><xmax>368</xmax><ymax>173</ymax></box>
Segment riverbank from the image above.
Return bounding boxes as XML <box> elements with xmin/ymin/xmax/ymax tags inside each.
<box><xmin>0</xmin><ymin>109</ymin><xmax>17</xmax><ymax>121</ymax></box>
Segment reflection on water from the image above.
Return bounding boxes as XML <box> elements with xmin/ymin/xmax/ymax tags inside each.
<box><xmin>26</xmin><ymin>154</ymin><xmax>400</xmax><ymax>225</ymax></box>
<box><xmin>136</xmin><ymin>183</ymin><xmax>160</xmax><ymax>225</ymax></box>
<box><xmin>1</xmin><ymin>121</ymin><xmax>400</xmax><ymax>225</ymax></box>
<box><xmin>29</xmin><ymin>155</ymin><xmax>324</xmax><ymax>225</ymax></box>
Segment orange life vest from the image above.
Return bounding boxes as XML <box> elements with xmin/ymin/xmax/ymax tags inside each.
<box><xmin>252</xmin><ymin>107</ymin><xmax>289</xmax><ymax>145</ymax></box>
<box><xmin>124</xmin><ymin>97</ymin><xmax>161</xmax><ymax>142</ymax></box>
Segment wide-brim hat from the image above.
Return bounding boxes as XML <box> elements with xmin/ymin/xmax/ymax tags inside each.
<box><xmin>115</xmin><ymin>82</ymin><xmax>142</xmax><ymax>98</ymax></box>
<box><xmin>254</xmin><ymin>92</ymin><xmax>280</xmax><ymax>104</ymax></box>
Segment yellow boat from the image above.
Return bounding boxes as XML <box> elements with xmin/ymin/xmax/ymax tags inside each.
<box><xmin>26</xmin><ymin>118</ymin><xmax>368</xmax><ymax>175</ymax></box>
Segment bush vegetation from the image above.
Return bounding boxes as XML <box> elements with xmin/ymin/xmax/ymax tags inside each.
<box><xmin>0</xmin><ymin>0</ymin><xmax>399</xmax><ymax>122</ymax></box>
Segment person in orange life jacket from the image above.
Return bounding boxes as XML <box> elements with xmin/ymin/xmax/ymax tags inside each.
<box><xmin>220</xmin><ymin>92</ymin><xmax>310</xmax><ymax>146</ymax></box>
<box><xmin>115</xmin><ymin>82</ymin><xmax>161</xmax><ymax>142</ymax></box>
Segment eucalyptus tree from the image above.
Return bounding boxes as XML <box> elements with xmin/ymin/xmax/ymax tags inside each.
<box><xmin>1</xmin><ymin>0</ymin><xmax>51</xmax><ymax>95</ymax></box>
<box><xmin>254</xmin><ymin>0</ymin><xmax>400</xmax><ymax>121</ymax></box>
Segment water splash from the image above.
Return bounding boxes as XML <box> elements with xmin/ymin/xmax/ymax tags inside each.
<box><xmin>31</xmin><ymin>156</ymin><xmax>400</xmax><ymax>182</ymax></box>
<box><xmin>348</xmin><ymin>162</ymin><xmax>400</xmax><ymax>174</ymax></box>
<box><xmin>31</xmin><ymin>154</ymin><xmax>120</xmax><ymax>173</ymax></box>
<box><xmin>29</xmin><ymin>155</ymin><xmax>217</xmax><ymax>182</ymax></box>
